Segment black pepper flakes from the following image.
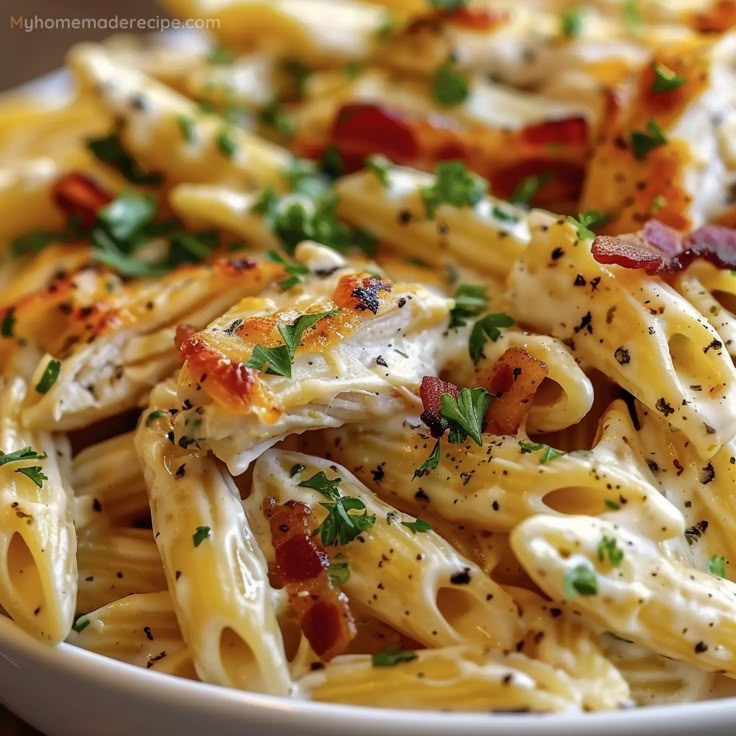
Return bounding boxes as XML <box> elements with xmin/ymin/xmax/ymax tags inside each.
<box><xmin>573</xmin><ymin>311</ymin><xmax>593</xmax><ymax>335</ymax></box>
<box><xmin>144</xmin><ymin>626</ymin><xmax>153</xmax><ymax>641</ymax></box>
<box><xmin>700</xmin><ymin>463</ymin><xmax>716</xmax><ymax>485</ymax></box>
<box><xmin>551</xmin><ymin>247</ymin><xmax>565</xmax><ymax>261</ymax></box>
<box><xmin>574</xmin><ymin>274</ymin><xmax>586</xmax><ymax>286</ymax></box>
<box><xmin>450</xmin><ymin>568</ymin><xmax>472</xmax><ymax>585</ymax></box>
<box><xmin>655</xmin><ymin>398</ymin><xmax>674</xmax><ymax>417</ymax></box>
<box><xmin>703</xmin><ymin>338</ymin><xmax>723</xmax><ymax>354</ymax></box>
<box><xmin>694</xmin><ymin>641</ymin><xmax>708</xmax><ymax>654</ymax></box>
<box><xmin>175</xmin><ymin>464</ymin><xmax>186</xmax><ymax>479</ymax></box>
<box><xmin>614</xmin><ymin>347</ymin><xmax>631</xmax><ymax>365</ymax></box>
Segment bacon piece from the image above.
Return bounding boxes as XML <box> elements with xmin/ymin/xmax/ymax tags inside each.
<box><xmin>419</xmin><ymin>375</ymin><xmax>460</xmax><ymax>438</ymax></box>
<box><xmin>332</xmin><ymin>104</ymin><xmax>420</xmax><ymax>169</ymax></box>
<box><xmin>693</xmin><ymin>0</ymin><xmax>736</xmax><ymax>32</ymax></box>
<box><xmin>481</xmin><ymin>348</ymin><xmax>548</xmax><ymax>436</ymax></box>
<box><xmin>53</xmin><ymin>171</ymin><xmax>113</xmax><ymax>227</ymax></box>
<box><xmin>519</xmin><ymin>117</ymin><xmax>588</xmax><ymax>149</ymax></box>
<box><xmin>263</xmin><ymin>498</ymin><xmax>356</xmax><ymax>661</ymax></box>
<box><xmin>592</xmin><ymin>220</ymin><xmax>736</xmax><ymax>274</ymax></box>
<box><xmin>443</xmin><ymin>7</ymin><xmax>505</xmax><ymax>30</ymax></box>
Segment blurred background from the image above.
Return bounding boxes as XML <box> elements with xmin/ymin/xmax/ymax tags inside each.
<box><xmin>0</xmin><ymin>0</ymin><xmax>163</xmax><ymax>91</ymax></box>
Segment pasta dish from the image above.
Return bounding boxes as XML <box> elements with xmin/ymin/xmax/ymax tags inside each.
<box><xmin>4</xmin><ymin>0</ymin><xmax>736</xmax><ymax>715</ymax></box>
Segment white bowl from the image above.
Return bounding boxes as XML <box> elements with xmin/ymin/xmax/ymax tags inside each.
<box><xmin>2</xmin><ymin>615</ymin><xmax>736</xmax><ymax>736</ymax></box>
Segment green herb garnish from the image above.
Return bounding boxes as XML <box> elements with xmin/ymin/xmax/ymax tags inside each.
<box><xmin>707</xmin><ymin>555</ymin><xmax>727</xmax><ymax>578</ymax></box>
<box><xmin>519</xmin><ymin>440</ymin><xmax>565</xmax><ymax>464</ymax></box>
<box><xmin>440</xmin><ymin>387</ymin><xmax>493</xmax><ymax>445</ymax></box>
<box><xmin>87</xmin><ymin>133</ymin><xmax>162</xmax><ymax>186</ymax></box>
<box><xmin>35</xmin><ymin>359</ymin><xmax>61</xmax><ymax>394</ymax></box>
<box><xmin>469</xmin><ymin>313</ymin><xmax>514</xmax><ymax>363</ymax></box>
<box><xmin>372</xmin><ymin>643</ymin><xmax>417</xmax><ymax>667</ymax></box>
<box><xmin>511</xmin><ymin>172</ymin><xmax>552</xmax><ymax>206</ymax></box>
<box><xmin>432</xmin><ymin>63</ymin><xmax>469</xmax><ymax>106</ymax></box>
<box><xmin>564</xmin><ymin>563</ymin><xmax>598</xmax><ymax>598</ymax></box>
<box><xmin>630</xmin><ymin>118</ymin><xmax>668</xmax><ymax>160</ymax></box>
<box><xmin>15</xmin><ymin>466</ymin><xmax>47</xmax><ymax>488</ymax></box>
<box><xmin>652</xmin><ymin>63</ymin><xmax>686</xmax><ymax>93</ymax></box>
<box><xmin>421</xmin><ymin>161</ymin><xmax>486</xmax><ymax>218</ymax></box>
<box><xmin>413</xmin><ymin>440</ymin><xmax>441</xmax><ymax>480</ymax></box>
<box><xmin>193</xmin><ymin>526</ymin><xmax>211</xmax><ymax>547</ymax></box>
<box><xmin>597</xmin><ymin>536</ymin><xmax>624</xmax><ymax>567</ymax></box>
<box><xmin>327</xmin><ymin>553</ymin><xmax>351</xmax><ymax>586</ymax></box>
<box><xmin>366</xmin><ymin>154</ymin><xmax>392</xmax><ymax>188</ymax></box>
<box><xmin>402</xmin><ymin>518</ymin><xmax>432</xmax><ymax>534</ymax></box>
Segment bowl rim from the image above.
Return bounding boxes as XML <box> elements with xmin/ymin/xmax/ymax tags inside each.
<box><xmin>3</xmin><ymin>613</ymin><xmax>736</xmax><ymax>735</ymax></box>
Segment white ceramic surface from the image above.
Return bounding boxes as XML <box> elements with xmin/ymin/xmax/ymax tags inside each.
<box><xmin>1</xmin><ymin>614</ymin><xmax>736</xmax><ymax>736</ymax></box>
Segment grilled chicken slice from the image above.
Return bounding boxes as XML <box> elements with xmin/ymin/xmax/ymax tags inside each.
<box><xmin>174</xmin><ymin>244</ymin><xmax>451</xmax><ymax>474</ymax></box>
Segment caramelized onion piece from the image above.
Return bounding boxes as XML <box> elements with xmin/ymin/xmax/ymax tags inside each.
<box><xmin>482</xmin><ymin>348</ymin><xmax>549</xmax><ymax>436</ymax></box>
<box><xmin>264</xmin><ymin>498</ymin><xmax>356</xmax><ymax>661</ymax></box>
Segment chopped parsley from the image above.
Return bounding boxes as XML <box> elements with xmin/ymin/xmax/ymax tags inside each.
<box><xmin>10</xmin><ymin>230</ymin><xmax>62</xmax><ymax>257</ymax></box>
<box><xmin>652</xmin><ymin>63</ymin><xmax>686</xmax><ymax>93</ymax></box>
<box><xmin>630</xmin><ymin>118</ymin><xmax>668</xmax><ymax>160</ymax></box>
<box><xmin>177</xmin><ymin>115</ymin><xmax>196</xmax><ymax>143</ymax></box>
<box><xmin>448</xmin><ymin>284</ymin><xmax>487</xmax><ymax>329</ymax></box>
<box><xmin>327</xmin><ymin>553</ymin><xmax>350</xmax><ymax>587</ymax></box>
<box><xmin>223</xmin><ymin>318</ymin><xmax>244</xmax><ymax>336</ymax></box>
<box><xmin>420</xmin><ymin>161</ymin><xmax>487</xmax><ymax>218</ymax></box>
<box><xmin>265</xmin><ymin>250</ymin><xmax>310</xmax><ymax>291</ymax></box>
<box><xmin>604</xmin><ymin>499</ymin><xmax>621</xmax><ymax>511</ymax></box>
<box><xmin>215</xmin><ymin>128</ymin><xmax>239</xmax><ymax>158</ymax></box>
<box><xmin>413</xmin><ymin>440</ymin><xmax>441</xmax><ymax>480</ymax></box>
<box><xmin>567</xmin><ymin>210</ymin><xmax>607</xmax><ymax>241</ymax></box>
<box><xmin>246</xmin><ymin>311</ymin><xmax>337</xmax><ymax>379</ymax></box>
<box><xmin>87</xmin><ymin>133</ymin><xmax>162</xmax><ymax>186</ymax></box>
<box><xmin>492</xmin><ymin>205</ymin><xmax>520</xmax><ymax>224</ymax></box>
<box><xmin>432</xmin><ymin>62</ymin><xmax>469</xmax><ymax>106</ymax></box>
<box><xmin>298</xmin><ymin>470</ymin><xmax>343</xmax><ymax>498</ymax></box>
<box><xmin>260</xmin><ymin>104</ymin><xmax>296</xmax><ymax>139</ymax></box>
<box><xmin>98</xmin><ymin>191</ymin><xmax>156</xmax><ymax>242</ymax></box>
<box><xmin>439</xmin><ymin>387</ymin><xmax>493</xmax><ymax>445</ymax></box>
<box><xmin>15</xmin><ymin>466</ymin><xmax>47</xmax><ymax>488</ymax></box>
<box><xmin>192</xmin><ymin>526</ymin><xmax>211</xmax><ymax>547</ymax></box>
<box><xmin>282</xmin><ymin>59</ymin><xmax>311</xmax><ymax>98</ymax></box>
<box><xmin>652</xmin><ymin>194</ymin><xmax>667</xmax><ymax>213</ymax></box>
<box><xmin>145</xmin><ymin>409</ymin><xmax>169</xmax><ymax>426</ymax></box>
<box><xmin>252</xmin><ymin>186</ymin><xmax>376</xmax><ymax>256</ymax></box>
<box><xmin>372</xmin><ymin>643</ymin><xmax>417</xmax><ymax>667</ymax></box>
<box><xmin>320</xmin><ymin>144</ymin><xmax>344</xmax><ymax>180</ymax></box>
<box><xmin>469</xmin><ymin>313</ymin><xmax>514</xmax><ymax>363</ymax></box>
<box><xmin>511</xmin><ymin>173</ymin><xmax>552</xmax><ymax>207</ymax></box>
<box><xmin>206</xmin><ymin>45</ymin><xmax>234</xmax><ymax>65</ymax></box>
<box><xmin>299</xmin><ymin>470</ymin><xmax>377</xmax><ymax>546</ymax></box>
<box><xmin>560</xmin><ymin>7</ymin><xmax>584</xmax><ymax>38</ymax></box>
<box><xmin>365</xmin><ymin>154</ymin><xmax>392</xmax><ymax>188</ymax></box>
<box><xmin>1</xmin><ymin>307</ymin><xmax>15</xmax><ymax>338</ymax></box>
<box><xmin>707</xmin><ymin>555</ymin><xmax>727</xmax><ymax>578</ymax></box>
<box><xmin>519</xmin><ymin>441</ymin><xmax>564</xmax><ymax>464</ymax></box>
<box><xmin>71</xmin><ymin>617</ymin><xmax>90</xmax><ymax>634</ymax></box>
<box><xmin>35</xmin><ymin>359</ymin><xmax>61</xmax><ymax>394</ymax></box>
<box><xmin>564</xmin><ymin>563</ymin><xmax>598</xmax><ymax>598</ymax></box>
<box><xmin>343</xmin><ymin>61</ymin><xmax>363</xmax><ymax>78</ymax></box>
<box><xmin>282</xmin><ymin>158</ymin><xmax>327</xmax><ymax>198</ymax></box>
<box><xmin>402</xmin><ymin>518</ymin><xmax>432</xmax><ymax>534</ymax></box>
<box><xmin>623</xmin><ymin>0</ymin><xmax>644</xmax><ymax>32</ymax></box>
<box><xmin>597</xmin><ymin>536</ymin><xmax>624</xmax><ymax>567</ymax></box>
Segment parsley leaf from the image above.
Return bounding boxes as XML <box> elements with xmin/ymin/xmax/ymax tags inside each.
<box><xmin>281</xmin><ymin>158</ymin><xmax>327</xmax><ymax>198</ymax></box>
<box><xmin>564</xmin><ymin>563</ymin><xmax>598</xmax><ymax>598</ymax></box>
<box><xmin>567</xmin><ymin>210</ymin><xmax>608</xmax><ymax>241</ymax></box>
<box><xmin>448</xmin><ymin>284</ymin><xmax>487</xmax><ymax>329</ymax></box>
<box><xmin>560</xmin><ymin>7</ymin><xmax>584</xmax><ymax>37</ymax></box>
<box><xmin>327</xmin><ymin>553</ymin><xmax>350</xmax><ymax>586</ymax></box>
<box><xmin>439</xmin><ymin>387</ymin><xmax>493</xmax><ymax>446</ymax></box>
<box><xmin>282</xmin><ymin>59</ymin><xmax>311</xmax><ymax>98</ymax></box>
<box><xmin>265</xmin><ymin>250</ymin><xmax>310</xmax><ymax>291</ymax></box>
<box><xmin>260</xmin><ymin>104</ymin><xmax>296</xmax><ymax>139</ymax></box>
<box><xmin>421</xmin><ymin>161</ymin><xmax>487</xmax><ymax>218</ymax></box>
<box><xmin>413</xmin><ymin>440</ymin><xmax>441</xmax><ymax>480</ymax></box>
<box><xmin>71</xmin><ymin>617</ymin><xmax>90</xmax><ymax>634</ymax></box>
<box><xmin>469</xmin><ymin>313</ymin><xmax>514</xmax><ymax>363</ymax></box>
<box><xmin>372</xmin><ymin>643</ymin><xmax>417</xmax><ymax>667</ymax></box>
<box><xmin>707</xmin><ymin>555</ymin><xmax>727</xmax><ymax>578</ymax></box>
<box><xmin>177</xmin><ymin>115</ymin><xmax>196</xmax><ymax>144</ymax></box>
<box><xmin>35</xmin><ymin>359</ymin><xmax>61</xmax><ymax>394</ymax></box>
<box><xmin>298</xmin><ymin>470</ymin><xmax>342</xmax><ymax>500</ymax></box>
<box><xmin>145</xmin><ymin>409</ymin><xmax>170</xmax><ymax>426</ymax></box>
<box><xmin>87</xmin><ymin>133</ymin><xmax>162</xmax><ymax>186</ymax></box>
<box><xmin>10</xmin><ymin>230</ymin><xmax>63</xmax><ymax>257</ymax></box>
<box><xmin>216</xmin><ymin>128</ymin><xmax>239</xmax><ymax>158</ymax></box>
<box><xmin>652</xmin><ymin>63</ymin><xmax>686</xmax><ymax>93</ymax></box>
<box><xmin>246</xmin><ymin>344</ymin><xmax>293</xmax><ymax>377</ymax></box>
<box><xmin>0</xmin><ymin>447</ymin><xmax>47</xmax><ymax>468</ymax></box>
<box><xmin>597</xmin><ymin>536</ymin><xmax>624</xmax><ymax>567</ymax></box>
<box><xmin>1</xmin><ymin>307</ymin><xmax>16</xmax><ymax>338</ymax></box>
<box><xmin>432</xmin><ymin>62</ymin><xmax>469</xmax><ymax>106</ymax></box>
<box><xmin>511</xmin><ymin>173</ymin><xmax>552</xmax><ymax>207</ymax></box>
<box><xmin>519</xmin><ymin>440</ymin><xmax>565</xmax><ymax>464</ymax></box>
<box><xmin>207</xmin><ymin>45</ymin><xmax>234</xmax><ymax>65</ymax></box>
<box><xmin>193</xmin><ymin>526</ymin><xmax>211</xmax><ymax>547</ymax></box>
<box><xmin>320</xmin><ymin>144</ymin><xmax>344</xmax><ymax>180</ymax></box>
<box><xmin>604</xmin><ymin>499</ymin><xmax>621</xmax><ymax>510</ymax></box>
<box><xmin>402</xmin><ymin>518</ymin><xmax>432</xmax><ymax>534</ymax></box>
<box><xmin>246</xmin><ymin>311</ymin><xmax>336</xmax><ymax>378</ymax></box>
<box><xmin>630</xmin><ymin>118</ymin><xmax>668</xmax><ymax>160</ymax></box>
<box><xmin>492</xmin><ymin>205</ymin><xmax>520</xmax><ymax>224</ymax></box>
<box><xmin>97</xmin><ymin>191</ymin><xmax>156</xmax><ymax>242</ymax></box>
<box><xmin>366</xmin><ymin>154</ymin><xmax>392</xmax><ymax>188</ymax></box>
<box><xmin>318</xmin><ymin>496</ymin><xmax>376</xmax><ymax>546</ymax></box>
<box><xmin>623</xmin><ymin>0</ymin><xmax>644</xmax><ymax>32</ymax></box>
<box><xmin>15</xmin><ymin>466</ymin><xmax>47</xmax><ymax>488</ymax></box>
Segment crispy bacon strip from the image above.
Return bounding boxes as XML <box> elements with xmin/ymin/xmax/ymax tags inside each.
<box><xmin>442</xmin><ymin>7</ymin><xmax>505</xmax><ymax>30</ymax></box>
<box><xmin>592</xmin><ymin>220</ymin><xmax>736</xmax><ymax>274</ymax></box>
<box><xmin>481</xmin><ymin>348</ymin><xmax>548</xmax><ymax>436</ymax></box>
<box><xmin>419</xmin><ymin>375</ymin><xmax>460</xmax><ymax>438</ymax></box>
<box><xmin>53</xmin><ymin>171</ymin><xmax>113</xmax><ymax>227</ymax></box>
<box><xmin>263</xmin><ymin>497</ymin><xmax>356</xmax><ymax>661</ymax></box>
